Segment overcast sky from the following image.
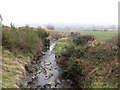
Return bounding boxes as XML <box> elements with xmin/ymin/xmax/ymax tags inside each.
<box><xmin>0</xmin><ymin>0</ymin><xmax>119</xmax><ymax>25</ymax></box>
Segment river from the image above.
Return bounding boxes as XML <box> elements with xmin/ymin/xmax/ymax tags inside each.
<box><xmin>30</xmin><ymin>41</ymin><xmax>72</xmax><ymax>88</ymax></box>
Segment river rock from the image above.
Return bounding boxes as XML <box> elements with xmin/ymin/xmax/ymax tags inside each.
<box><xmin>27</xmin><ymin>81</ymin><xmax>33</xmax><ymax>85</ymax></box>
<box><xmin>46</xmin><ymin>63</ymin><xmax>52</xmax><ymax>66</ymax></box>
<box><xmin>55</xmin><ymin>79</ymin><xmax>61</xmax><ymax>84</ymax></box>
<box><xmin>43</xmin><ymin>84</ymin><xmax>51</xmax><ymax>88</ymax></box>
<box><xmin>32</xmin><ymin>75</ymin><xmax>38</xmax><ymax>80</ymax></box>
<box><xmin>55</xmin><ymin>67</ymin><xmax>57</xmax><ymax>69</ymax></box>
<box><xmin>45</xmin><ymin>67</ymin><xmax>52</xmax><ymax>71</ymax></box>
<box><xmin>37</xmin><ymin>85</ymin><xmax>42</xmax><ymax>89</ymax></box>
<box><xmin>41</xmin><ymin>52</ymin><xmax>46</xmax><ymax>55</ymax></box>
<box><xmin>47</xmin><ymin>80</ymin><xmax>56</xmax><ymax>88</ymax></box>
<box><xmin>45</xmin><ymin>72</ymin><xmax>53</xmax><ymax>79</ymax></box>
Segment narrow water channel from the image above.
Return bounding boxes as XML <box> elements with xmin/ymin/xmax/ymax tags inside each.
<box><xmin>30</xmin><ymin>41</ymin><xmax>72</xmax><ymax>88</ymax></box>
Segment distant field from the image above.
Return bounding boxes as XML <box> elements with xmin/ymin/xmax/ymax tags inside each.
<box><xmin>49</xmin><ymin>30</ymin><xmax>118</xmax><ymax>40</ymax></box>
<box><xmin>79</xmin><ymin>31</ymin><xmax>118</xmax><ymax>40</ymax></box>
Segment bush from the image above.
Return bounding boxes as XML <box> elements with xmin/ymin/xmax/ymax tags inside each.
<box><xmin>36</xmin><ymin>27</ymin><xmax>50</xmax><ymax>49</ymax></box>
<box><xmin>2</xmin><ymin>25</ymin><xmax>49</xmax><ymax>56</ymax></box>
<box><xmin>36</xmin><ymin>27</ymin><xmax>49</xmax><ymax>38</ymax></box>
<box><xmin>67</xmin><ymin>57</ymin><xmax>82</xmax><ymax>73</ymax></box>
<box><xmin>73</xmin><ymin>35</ymin><xmax>95</xmax><ymax>45</ymax></box>
<box><xmin>2</xmin><ymin>26</ymin><xmax>19</xmax><ymax>49</ymax></box>
<box><xmin>55</xmin><ymin>37</ymin><xmax>118</xmax><ymax>88</ymax></box>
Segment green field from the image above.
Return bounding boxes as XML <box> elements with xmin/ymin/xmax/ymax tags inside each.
<box><xmin>79</xmin><ymin>31</ymin><xmax>118</xmax><ymax>40</ymax></box>
<box><xmin>57</xmin><ymin>30</ymin><xmax>118</xmax><ymax>40</ymax></box>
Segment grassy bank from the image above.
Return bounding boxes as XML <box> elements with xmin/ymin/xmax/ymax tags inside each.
<box><xmin>55</xmin><ymin>33</ymin><xmax>118</xmax><ymax>88</ymax></box>
<box><xmin>2</xmin><ymin>25</ymin><xmax>49</xmax><ymax>88</ymax></box>
<box><xmin>2</xmin><ymin>49</ymin><xmax>31</xmax><ymax>88</ymax></box>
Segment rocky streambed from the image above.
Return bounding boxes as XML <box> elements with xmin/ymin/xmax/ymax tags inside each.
<box><xmin>21</xmin><ymin>41</ymin><xmax>73</xmax><ymax>89</ymax></box>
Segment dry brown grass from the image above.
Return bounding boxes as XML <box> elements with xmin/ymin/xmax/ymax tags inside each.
<box><xmin>2</xmin><ymin>50</ymin><xmax>30</xmax><ymax>88</ymax></box>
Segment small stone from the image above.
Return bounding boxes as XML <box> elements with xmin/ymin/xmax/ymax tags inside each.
<box><xmin>45</xmin><ymin>72</ymin><xmax>53</xmax><ymax>79</ymax></box>
<box><xmin>32</xmin><ymin>75</ymin><xmax>38</xmax><ymax>80</ymax></box>
<box><xmin>27</xmin><ymin>81</ymin><xmax>32</xmax><ymax>85</ymax></box>
<box><xmin>43</xmin><ymin>84</ymin><xmax>51</xmax><ymax>88</ymax></box>
<box><xmin>41</xmin><ymin>52</ymin><xmax>46</xmax><ymax>55</ymax></box>
<box><xmin>46</xmin><ymin>63</ymin><xmax>51</xmax><ymax>65</ymax></box>
<box><xmin>37</xmin><ymin>85</ymin><xmax>42</xmax><ymax>89</ymax></box>
<box><xmin>49</xmin><ymin>68</ymin><xmax>52</xmax><ymax>71</ymax></box>
<box><xmin>55</xmin><ymin>67</ymin><xmax>57</xmax><ymax>69</ymax></box>
<box><xmin>47</xmin><ymin>80</ymin><xmax>55</xmax><ymax>88</ymax></box>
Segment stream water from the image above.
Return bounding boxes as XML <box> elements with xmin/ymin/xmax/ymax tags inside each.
<box><xmin>30</xmin><ymin>41</ymin><xmax>72</xmax><ymax>88</ymax></box>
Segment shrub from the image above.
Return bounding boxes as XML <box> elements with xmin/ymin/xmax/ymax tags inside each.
<box><xmin>36</xmin><ymin>27</ymin><xmax>50</xmax><ymax>49</ymax></box>
<box><xmin>55</xmin><ymin>37</ymin><xmax>118</xmax><ymax>88</ymax></box>
<box><xmin>73</xmin><ymin>35</ymin><xmax>95</xmax><ymax>45</ymax></box>
<box><xmin>2</xmin><ymin>26</ymin><xmax>19</xmax><ymax>49</ymax></box>
<box><xmin>36</xmin><ymin>27</ymin><xmax>49</xmax><ymax>38</ymax></box>
<box><xmin>2</xmin><ymin>25</ymin><xmax>49</xmax><ymax>56</ymax></box>
<box><xmin>67</xmin><ymin>57</ymin><xmax>82</xmax><ymax>73</ymax></box>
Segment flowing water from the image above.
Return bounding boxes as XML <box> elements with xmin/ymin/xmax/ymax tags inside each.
<box><xmin>30</xmin><ymin>41</ymin><xmax>72</xmax><ymax>88</ymax></box>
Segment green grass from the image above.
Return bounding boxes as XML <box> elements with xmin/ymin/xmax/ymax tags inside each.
<box><xmin>79</xmin><ymin>31</ymin><xmax>118</xmax><ymax>40</ymax></box>
<box><xmin>2</xmin><ymin>50</ymin><xmax>30</xmax><ymax>88</ymax></box>
<box><xmin>92</xmin><ymin>82</ymin><xmax>118</xmax><ymax>88</ymax></box>
<box><xmin>2</xmin><ymin>73</ymin><xmax>16</xmax><ymax>88</ymax></box>
<box><xmin>55</xmin><ymin>30</ymin><xmax>118</xmax><ymax>40</ymax></box>
<box><xmin>58</xmin><ymin>38</ymin><xmax>69</xmax><ymax>42</ymax></box>
<box><xmin>55</xmin><ymin>38</ymin><xmax>70</xmax><ymax>56</ymax></box>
